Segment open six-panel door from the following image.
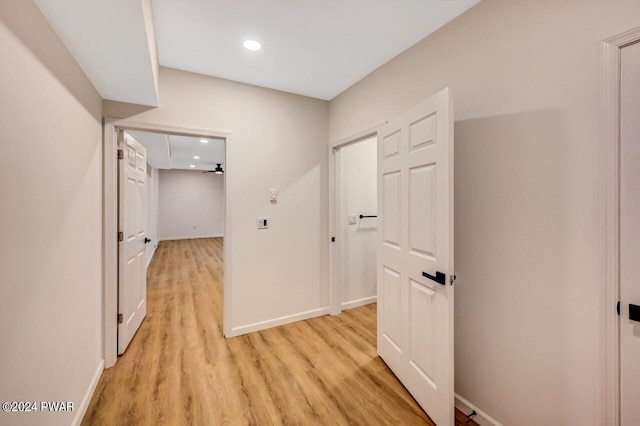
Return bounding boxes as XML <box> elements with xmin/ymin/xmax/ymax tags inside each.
<box><xmin>117</xmin><ymin>131</ymin><xmax>148</xmax><ymax>355</ymax></box>
<box><xmin>377</xmin><ymin>88</ymin><xmax>454</xmax><ymax>425</ymax></box>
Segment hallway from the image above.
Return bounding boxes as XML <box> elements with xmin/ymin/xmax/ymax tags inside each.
<box><xmin>83</xmin><ymin>238</ymin><xmax>444</xmax><ymax>425</ymax></box>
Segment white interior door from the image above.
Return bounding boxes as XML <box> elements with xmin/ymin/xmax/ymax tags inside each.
<box><xmin>118</xmin><ymin>130</ymin><xmax>148</xmax><ymax>355</ymax></box>
<box><xmin>377</xmin><ymin>87</ymin><xmax>454</xmax><ymax>426</ymax></box>
<box><xmin>620</xmin><ymin>41</ymin><xmax>640</xmax><ymax>426</ymax></box>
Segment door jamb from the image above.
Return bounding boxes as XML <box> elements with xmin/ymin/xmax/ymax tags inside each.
<box><xmin>328</xmin><ymin>125</ymin><xmax>383</xmax><ymax>315</ymax></box>
<box><xmin>600</xmin><ymin>26</ymin><xmax>640</xmax><ymax>426</ymax></box>
<box><xmin>103</xmin><ymin>118</ymin><xmax>231</xmax><ymax>368</ymax></box>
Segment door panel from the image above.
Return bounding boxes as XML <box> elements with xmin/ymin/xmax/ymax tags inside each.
<box><xmin>383</xmin><ymin>130</ymin><xmax>401</xmax><ymax>158</ymax></box>
<box><xmin>118</xmin><ymin>131</ymin><xmax>148</xmax><ymax>355</ymax></box>
<box><xmin>382</xmin><ymin>266</ymin><xmax>403</xmax><ymax>353</ymax></box>
<box><xmin>409</xmin><ymin>164</ymin><xmax>436</xmax><ymax>259</ymax></box>
<box><xmin>377</xmin><ymin>87</ymin><xmax>453</xmax><ymax>426</ymax></box>
<box><xmin>382</xmin><ymin>171</ymin><xmax>402</xmax><ymax>248</ymax></box>
<box><xmin>409</xmin><ymin>113</ymin><xmax>436</xmax><ymax>151</ymax></box>
<box><xmin>126</xmin><ymin>177</ymin><xmax>137</xmax><ymax>240</ymax></box>
<box><xmin>409</xmin><ymin>279</ymin><xmax>436</xmax><ymax>385</ymax></box>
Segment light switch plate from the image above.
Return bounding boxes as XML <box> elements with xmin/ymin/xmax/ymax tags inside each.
<box><xmin>348</xmin><ymin>214</ymin><xmax>358</xmax><ymax>225</ymax></box>
<box><xmin>270</xmin><ymin>189</ymin><xmax>278</xmax><ymax>203</ymax></box>
<box><xmin>257</xmin><ymin>217</ymin><xmax>269</xmax><ymax>229</ymax></box>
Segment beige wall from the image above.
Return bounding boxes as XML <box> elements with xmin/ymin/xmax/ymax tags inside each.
<box><xmin>158</xmin><ymin>169</ymin><xmax>224</xmax><ymax>240</ymax></box>
<box><xmin>146</xmin><ymin>165</ymin><xmax>159</xmax><ymax>266</ymax></box>
<box><xmin>105</xmin><ymin>67</ymin><xmax>329</xmax><ymax>333</ymax></box>
<box><xmin>0</xmin><ymin>1</ymin><xmax>104</xmax><ymax>425</ymax></box>
<box><xmin>329</xmin><ymin>1</ymin><xmax>640</xmax><ymax>424</ymax></box>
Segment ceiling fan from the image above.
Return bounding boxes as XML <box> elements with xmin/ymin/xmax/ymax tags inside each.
<box><xmin>202</xmin><ymin>163</ymin><xmax>224</xmax><ymax>174</ymax></box>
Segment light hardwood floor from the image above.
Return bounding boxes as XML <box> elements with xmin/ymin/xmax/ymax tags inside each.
<box><xmin>83</xmin><ymin>238</ymin><xmax>476</xmax><ymax>425</ymax></box>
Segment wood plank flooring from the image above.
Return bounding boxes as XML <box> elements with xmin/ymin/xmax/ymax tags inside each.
<box><xmin>83</xmin><ymin>238</ymin><xmax>477</xmax><ymax>425</ymax></box>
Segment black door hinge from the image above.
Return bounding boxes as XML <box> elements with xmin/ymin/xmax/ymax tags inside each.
<box><xmin>617</xmin><ymin>301</ymin><xmax>620</xmax><ymax>316</ymax></box>
<box><xmin>331</xmin><ymin>236</ymin><xmax>335</xmax><ymax>242</ymax></box>
<box><xmin>117</xmin><ymin>149</ymin><xmax>124</xmax><ymax>160</ymax></box>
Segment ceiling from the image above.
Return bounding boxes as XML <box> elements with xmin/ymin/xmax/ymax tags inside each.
<box><xmin>35</xmin><ymin>0</ymin><xmax>479</xmax><ymax>104</ymax></box>
<box><xmin>127</xmin><ymin>130</ymin><xmax>225</xmax><ymax>171</ymax></box>
<box><xmin>153</xmin><ymin>0</ymin><xmax>479</xmax><ymax>100</ymax></box>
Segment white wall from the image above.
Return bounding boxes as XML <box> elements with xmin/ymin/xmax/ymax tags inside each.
<box><xmin>328</xmin><ymin>1</ymin><xmax>640</xmax><ymax>425</ymax></box>
<box><xmin>146</xmin><ymin>164</ymin><xmax>159</xmax><ymax>266</ymax></box>
<box><xmin>158</xmin><ymin>169</ymin><xmax>224</xmax><ymax>240</ymax></box>
<box><xmin>338</xmin><ymin>137</ymin><xmax>377</xmax><ymax>309</ymax></box>
<box><xmin>104</xmin><ymin>67</ymin><xmax>329</xmax><ymax>335</ymax></box>
<box><xmin>0</xmin><ymin>1</ymin><xmax>104</xmax><ymax>425</ymax></box>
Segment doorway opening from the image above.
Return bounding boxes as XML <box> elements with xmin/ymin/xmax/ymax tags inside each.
<box><xmin>330</xmin><ymin>135</ymin><xmax>378</xmax><ymax>315</ymax></box>
<box><xmin>115</xmin><ymin>128</ymin><xmax>226</xmax><ymax>355</ymax></box>
<box><xmin>330</xmin><ymin>88</ymin><xmax>456</xmax><ymax>425</ymax></box>
<box><xmin>103</xmin><ymin>119</ymin><xmax>231</xmax><ymax>367</ymax></box>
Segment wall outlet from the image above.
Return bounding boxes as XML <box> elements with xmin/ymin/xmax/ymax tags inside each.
<box><xmin>348</xmin><ymin>214</ymin><xmax>358</xmax><ymax>225</ymax></box>
<box><xmin>257</xmin><ymin>217</ymin><xmax>269</xmax><ymax>229</ymax></box>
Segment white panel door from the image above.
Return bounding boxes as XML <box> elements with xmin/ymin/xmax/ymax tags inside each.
<box><xmin>377</xmin><ymin>88</ymin><xmax>454</xmax><ymax>426</ymax></box>
<box><xmin>118</xmin><ymin>131</ymin><xmax>148</xmax><ymax>355</ymax></box>
<box><xmin>620</xmin><ymin>41</ymin><xmax>640</xmax><ymax>426</ymax></box>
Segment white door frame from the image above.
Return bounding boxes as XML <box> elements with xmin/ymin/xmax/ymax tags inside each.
<box><xmin>600</xmin><ymin>26</ymin><xmax>640</xmax><ymax>426</ymax></box>
<box><xmin>328</xmin><ymin>125</ymin><xmax>383</xmax><ymax>315</ymax></box>
<box><xmin>103</xmin><ymin>118</ymin><xmax>232</xmax><ymax>368</ymax></box>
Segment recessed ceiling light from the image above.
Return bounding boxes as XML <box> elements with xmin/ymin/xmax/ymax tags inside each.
<box><xmin>200</xmin><ymin>139</ymin><xmax>208</xmax><ymax>143</ymax></box>
<box><xmin>189</xmin><ymin>165</ymin><xmax>196</xmax><ymax>168</ymax></box>
<box><xmin>193</xmin><ymin>156</ymin><xmax>200</xmax><ymax>159</ymax></box>
<box><xmin>244</xmin><ymin>40</ymin><xmax>262</xmax><ymax>51</ymax></box>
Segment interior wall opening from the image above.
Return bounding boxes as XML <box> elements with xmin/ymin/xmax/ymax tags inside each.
<box><xmin>334</xmin><ymin>136</ymin><xmax>378</xmax><ymax>313</ymax></box>
<box><xmin>103</xmin><ymin>119</ymin><xmax>230</xmax><ymax>367</ymax></box>
<box><xmin>116</xmin><ymin>127</ymin><xmax>227</xmax><ymax>355</ymax></box>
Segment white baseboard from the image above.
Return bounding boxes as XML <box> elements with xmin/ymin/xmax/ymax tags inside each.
<box><xmin>341</xmin><ymin>295</ymin><xmax>377</xmax><ymax>310</ymax></box>
<box><xmin>159</xmin><ymin>234</ymin><xmax>223</xmax><ymax>241</ymax></box>
<box><xmin>146</xmin><ymin>244</ymin><xmax>157</xmax><ymax>270</ymax></box>
<box><xmin>228</xmin><ymin>306</ymin><xmax>330</xmax><ymax>337</ymax></box>
<box><xmin>72</xmin><ymin>359</ymin><xmax>104</xmax><ymax>426</ymax></box>
<box><xmin>455</xmin><ymin>393</ymin><xmax>503</xmax><ymax>426</ymax></box>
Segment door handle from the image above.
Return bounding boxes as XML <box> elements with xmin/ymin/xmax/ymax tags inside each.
<box><xmin>422</xmin><ymin>271</ymin><xmax>446</xmax><ymax>286</ymax></box>
<box><xmin>144</xmin><ymin>238</ymin><xmax>151</xmax><ymax>244</ymax></box>
<box><xmin>630</xmin><ymin>304</ymin><xmax>640</xmax><ymax>322</ymax></box>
